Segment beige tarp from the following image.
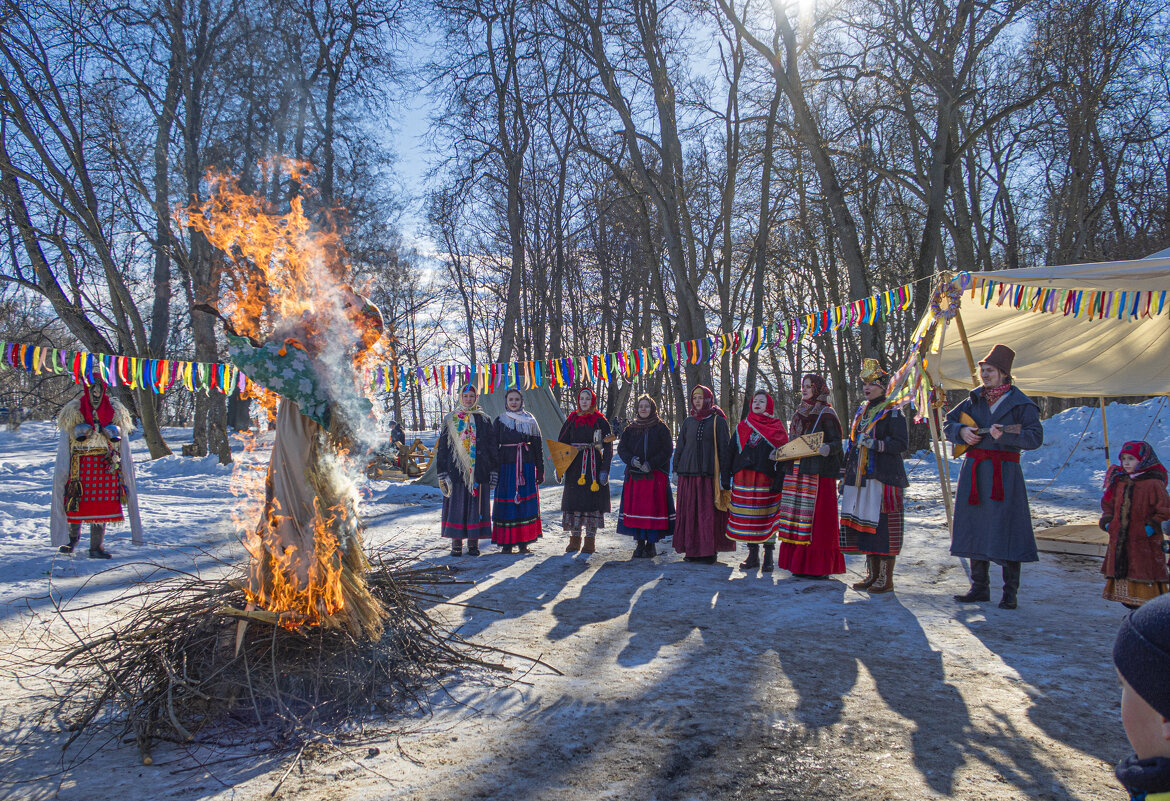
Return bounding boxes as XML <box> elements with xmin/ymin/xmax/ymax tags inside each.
<box><xmin>933</xmin><ymin>255</ymin><xmax>1170</xmax><ymax>398</ymax></box>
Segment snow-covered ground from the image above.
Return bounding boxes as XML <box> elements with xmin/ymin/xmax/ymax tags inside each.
<box><xmin>1</xmin><ymin>399</ymin><xmax>1164</xmax><ymax>800</ymax></box>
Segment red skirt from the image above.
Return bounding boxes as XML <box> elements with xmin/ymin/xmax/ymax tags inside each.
<box><xmin>673</xmin><ymin>475</ymin><xmax>733</xmax><ymax>557</ymax></box>
<box><xmin>67</xmin><ymin>454</ymin><xmax>124</xmax><ymax>525</ymax></box>
<box><xmin>726</xmin><ymin>469</ymin><xmax>781</xmax><ymax>543</ymax></box>
<box><xmin>776</xmin><ymin>475</ymin><xmax>844</xmax><ymax>575</ymax></box>
<box><xmin>618</xmin><ymin>471</ymin><xmax>673</xmax><ymax>531</ymax></box>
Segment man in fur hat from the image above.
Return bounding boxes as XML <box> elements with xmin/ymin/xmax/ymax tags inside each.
<box><xmin>944</xmin><ymin>344</ymin><xmax>1043</xmax><ymax>609</ymax></box>
<box><xmin>50</xmin><ymin>380</ymin><xmax>143</xmax><ymax>557</ymax></box>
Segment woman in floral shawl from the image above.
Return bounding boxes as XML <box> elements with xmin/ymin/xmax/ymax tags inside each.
<box><xmin>437</xmin><ymin>383</ymin><xmax>498</xmax><ymax>556</ymax></box>
<box><xmin>773</xmin><ymin>374</ymin><xmax>845</xmax><ymax>578</ymax></box>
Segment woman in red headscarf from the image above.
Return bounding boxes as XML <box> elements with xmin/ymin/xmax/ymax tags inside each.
<box><xmin>726</xmin><ymin>390</ymin><xmax>788</xmax><ymax>574</ymax></box>
<box><xmin>672</xmin><ymin>385</ymin><xmax>734</xmax><ymax>564</ymax></box>
<box><xmin>773</xmin><ymin>374</ymin><xmax>845</xmax><ymax>578</ymax></box>
<box><xmin>557</xmin><ymin>387</ymin><xmax>613</xmax><ymax>554</ymax></box>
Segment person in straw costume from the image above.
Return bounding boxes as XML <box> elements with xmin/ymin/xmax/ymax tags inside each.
<box><xmin>673</xmin><ymin>385</ymin><xmax>734</xmax><ymax>564</ymax></box>
<box><xmin>491</xmin><ymin>388</ymin><xmax>544</xmax><ymax>554</ymax></box>
<box><xmin>773</xmin><ymin>374</ymin><xmax>845</xmax><ymax>578</ymax></box>
<box><xmin>725</xmin><ymin>390</ymin><xmax>788</xmax><ymax>574</ymax></box>
<box><xmin>945</xmin><ymin>343</ymin><xmax>1043</xmax><ymax>610</ymax></box>
<box><xmin>50</xmin><ymin>379</ymin><xmax>143</xmax><ymax>558</ymax></box>
<box><xmin>840</xmin><ymin>359</ymin><xmax>909</xmax><ymax>593</ymax></box>
<box><xmin>437</xmin><ymin>383</ymin><xmax>498</xmax><ymax>556</ymax></box>
<box><xmin>616</xmin><ymin>394</ymin><xmax>675</xmax><ymax>559</ymax></box>
<box><xmin>557</xmin><ymin>387</ymin><xmax>613</xmax><ymax>555</ymax></box>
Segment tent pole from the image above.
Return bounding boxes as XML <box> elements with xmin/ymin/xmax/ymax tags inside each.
<box><xmin>953</xmin><ymin>309</ymin><xmax>980</xmax><ymax>387</ymax></box>
<box><xmin>928</xmin><ymin>401</ymin><xmax>954</xmax><ymax>534</ymax></box>
<box><xmin>1100</xmin><ymin>396</ymin><xmax>1111</xmax><ymax>468</ymax></box>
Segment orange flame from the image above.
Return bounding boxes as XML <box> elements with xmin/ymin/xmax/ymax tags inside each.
<box><xmin>179</xmin><ymin>160</ymin><xmax>383</xmax><ymax>630</ymax></box>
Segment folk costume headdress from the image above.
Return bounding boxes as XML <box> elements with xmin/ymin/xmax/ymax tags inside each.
<box><xmin>1106</xmin><ymin>441</ymin><xmax>1169</xmax><ymax>489</ymax></box>
<box><xmin>626</xmin><ymin>394</ymin><xmax>662</xmax><ymax>433</ymax></box>
<box><xmin>790</xmin><ymin>374</ymin><xmax>837</xmax><ymax>437</ymax></box>
<box><xmin>499</xmin><ymin>389</ymin><xmax>540</xmax><ymax>437</ymax></box>
<box><xmin>738</xmin><ymin>391</ymin><xmax>787</xmax><ymax>449</ymax></box>
<box><xmin>445</xmin><ymin>383</ymin><xmax>490</xmax><ymax>495</ymax></box>
<box><xmin>80</xmin><ymin>381</ymin><xmax>115</xmax><ymax>429</ymax></box>
<box><xmin>689</xmin><ymin>385</ymin><xmax>726</xmax><ymax>421</ymax></box>
<box><xmin>858</xmin><ymin>358</ymin><xmax>887</xmax><ymax>385</ymax></box>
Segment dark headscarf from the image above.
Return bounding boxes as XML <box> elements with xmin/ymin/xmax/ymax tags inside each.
<box><xmin>790</xmin><ymin>373</ymin><xmax>837</xmax><ymax>437</ymax></box>
<box><xmin>1106</xmin><ymin>441</ymin><xmax>1168</xmax><ymax>489</ymax></box>
<box><xmin>626</xmin><ymin>394</ymin><xmax>662</xmax><ymax>432</ymax></box>
<box><xmin>689</xmin><ymin>385</ymin><xmax>726</xmax><ymax>421</ymax></box>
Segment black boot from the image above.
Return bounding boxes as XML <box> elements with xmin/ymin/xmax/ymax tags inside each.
<box><xmin>642</xmin><ymin>541</ymin><xmax>657</xmax><ymax>558</ymax></box>
<box><xmin>60</xmin><ymin>523</ymin><xmax>81</xmax><ymax>554</ymax></box>
<box><xmin>501</xmin><ymin>544</ymin><xmax>514</xmax><ymax>554</ymax></box>
<box><xmin>739</xmin><ymin>544</ymin><xmax>760</xmax><ymax>570</ymax></box>
<box><xmin>954</xmin><ymin>559</ymin><xmax>991</xmax><ymax>602</ymax></box>
<box><xmin>999</xmin><ymin>561</ymin><xmax>1021</xmax><ymax>609</ymax></box>
<box><xmin>518</xmin><ymin>542</ymin><xmax>529</xmax><ymax>554</ymax></box>
<box><xmin>87</xmin><ymin>524</ymin><xmax>111</xmax><ymax>559</ymax></box>
<box><xmin>762</xmin><ymin>542</ymin><xmax>775</xmax><ymax>573</ymax></box>
<box><xmin>450</xmin><ymin>539</ymin><xmax>463</xmax><ymax>557</ymax></box>
<box><xmin>633</xmin><ymin>540</ymin><xmax>646</xmax><ymax>559</ymax></box>
<box><xmin>467</xmin><ymin>540</ymin><xmax>481</xmax><ymax>556</ymax></box>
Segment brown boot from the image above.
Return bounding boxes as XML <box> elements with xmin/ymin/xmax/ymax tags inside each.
<box><xmin>852</xmin><ymin>555</ymin><xmax>878</xmax><ymax>590</ymax></box>
<box><xmin>565</xmin><ymin>534</ymin><xmax>582</xmax><ymax>553</ymax></box>
<box><xmin>868</xmin><ymin>557</ymin><xmax>895</xmax><ymax>594</ymax></box>
<box><xmin>580</xmin><ymin>535</ymin><xmax>596</xmax><ymax>554</ymax></box>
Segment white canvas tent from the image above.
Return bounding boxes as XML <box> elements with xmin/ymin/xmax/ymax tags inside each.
<box><xmin>930</xmin><ymin>254</ymin><xmax>1170</xmax><ymax>397</ymax></box>
<box><xmin>414</xmin><ymin>385</ymin><xmax>568</xmax><ymax>487</ymax></box>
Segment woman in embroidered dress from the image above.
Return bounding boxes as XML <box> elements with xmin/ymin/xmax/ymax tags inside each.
<box><xmin>673</xmin><ymin>385</ymin><xmax>734</xmax><ymax>564</ymax></box>
<box><xmin>725</xmin><ymin>390</ymin><xmax>788</xmax><ymax>574</ymax></box>
<box><xmin>616</xmin><ymin>394</ymin><xmax>675</xmax><ymax>559</ymax></box>
<box><xmin>1100</xmin><ymin>441</ymin><xmax>1170</xmax><ymax>608</ymax></box>
<box><xmin>557</xmin><ymin>387</ymin><xmax>612</xmax><ymax>555</ymax></box>
<box><xmin>492</xmin><ymin>389</ymin><xmax>544</xmax><ymax>554</ymax></box>
<box><xmin>437</xmin><ymin>384</ymin><xmax>498</xmax><ymax>556</ymax></box>
<box><xmin>774</xmin><ymin>374</ymin><xmax>846</xmax><ymax>578</ymax></box>
<box><xmin>840</xmin><ymin>359</ymin><xmax>909</xmax><ymax>594</ymax></box>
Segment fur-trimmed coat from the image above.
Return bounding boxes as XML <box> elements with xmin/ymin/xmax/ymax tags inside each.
<box><xmin>1101</xmin><ymin>471</ymin><xmax>1170</xmax><ymax>582</ymax></box>
<box><xmin>50</xmin><ymin>396</ymin><xmax>143</xmax><ymax>546</ymax></box>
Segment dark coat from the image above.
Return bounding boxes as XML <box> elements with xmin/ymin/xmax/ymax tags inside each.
<box><xmin>618</xmin><ymin>421</ymin><xmax>673</xmax><ymax>475</ymax></box>
<box><xmin>558</xmin><ymin>414</ymin><xmax>613</xmax><ymax>514</ymax></box>
<box><xmin>778</xmin><ymin>412</ymin><xmax>844</xmax><ymax>478</ymax></box>
<box><xmin>843</xmin><ymin>402</ymin><xmax>909</xmax><ymax>489</ymax></box>
<box><xmin>436</xmin><ymin>411</ymin><xmax>497</xmax><ymax>490</ymax></box>
<box><xmin>725</xmin><ymin>429</ymin><xmax>784</xmax><ymax>491</ymax></box>
<box><xmin>944</xmin><ymin>385</ymin><xmax>1044</xmax><ymax>563</ymax></box>
<box><xmin>493</xmin><ymin>418</ymin><xmax>545</xmax><ymax>485</ymax></box>
<box><xmin>672</xmin><ymin>414</ymin><xmax>732</xmax><ymax>489</ymax></box>
<box><xmin>1101</xmin><ymin>472</ymin><xmax>1170</xmax><ymax>582</ymax></box>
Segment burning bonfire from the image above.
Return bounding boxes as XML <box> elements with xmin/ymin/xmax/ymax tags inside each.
<box><xmin>23</xmin><ymin>165</ymin><xmax>515</xmax><ymax>767</ymax></box>
<box><xmin>185</xmin><ymin>164</ymin><xmax>390</xmax><ymax>639</ymax></box>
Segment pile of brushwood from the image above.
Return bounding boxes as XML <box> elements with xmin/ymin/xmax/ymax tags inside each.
<box><xmin>17</xmin><ymin>545</ymin><xmax>526</xmax><ymax>767</ymax></box>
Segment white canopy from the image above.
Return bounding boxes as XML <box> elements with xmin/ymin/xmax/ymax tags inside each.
<box><xmin>933</xmin><ymin>254</ymin><xmax>1170</xmax><ymax>397</ymax></box>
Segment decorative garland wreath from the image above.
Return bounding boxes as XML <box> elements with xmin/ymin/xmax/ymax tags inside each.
<box><xmin>929</xmin><ymin>277</ymin><xmax>965</xmax><ymax>320</ymax></box>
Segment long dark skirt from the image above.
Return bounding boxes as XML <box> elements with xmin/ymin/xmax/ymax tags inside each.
<box><xmin>492</xmin><ymin>461</ymin><xmax>541</xmax><ymax>545</ymax></box>
<box><xmin>673</xmin><ymin>475</ymin><xmax>733</xmax><ymax>557</ymax></box>
<box><xmin>616</xmin><ymin>471</ymin><xmax>675</xmax><ymax>543</ymax></box>
<box><xmin>442</xmin><ymin>473</ymin><xmax>492</xmax><ymax>541</ymax></box>
<box><xmin>776</xmin><ymin>475</ymin><xmax>845</xmax><ymax>575</ymax></box>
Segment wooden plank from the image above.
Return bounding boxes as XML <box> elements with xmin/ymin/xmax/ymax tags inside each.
<box><xmin>1036</xmin><ymin>523</ymin><xmax>1107</xmax><ymax>558</ymax></box>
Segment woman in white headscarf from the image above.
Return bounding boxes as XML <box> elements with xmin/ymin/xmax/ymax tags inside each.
<box><xmin>491</xmin><ymin>389</ymin><xmax>544</xmax><ymax>554</ymax></box>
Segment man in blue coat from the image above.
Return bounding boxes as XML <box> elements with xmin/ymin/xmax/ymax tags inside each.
<box><xmin>945</xmin><ymin>344</ymin><xmax>1044</xmax><ymax>609</ymax></box>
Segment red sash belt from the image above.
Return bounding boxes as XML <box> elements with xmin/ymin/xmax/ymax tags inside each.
<box><xmin>965</xmin><ymin>449</ymin><xmax>1020</xmax><ymax>505</ymax></box>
